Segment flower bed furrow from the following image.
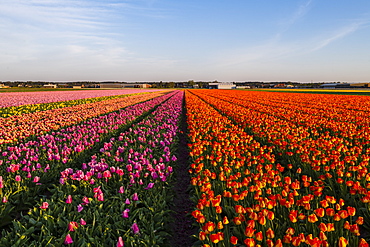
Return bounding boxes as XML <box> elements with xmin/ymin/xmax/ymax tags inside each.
<box><xmin>0</xmin><ymin>89</ymin><xmax>163</xmax><ymax>107</ymax></box>
<box><xmin>220</xmin><ymin>90</ymin><xmax>370</xmax><ymax>117</ymax></box>
<box><xmin>0</xmin><ymin>92</ymin><xmax>153</xmax><ymax>118</ymax></box>
<box><xmin>186</xmin><ymin>90</ymin><xmax>369</xmax><ymax>247</ymax></box>
<box><xmin>0</xmin><ymin>91</ymin><xmax>167</xmax><ymax>145</ymax></box>
<box><xmin>0</xmin><ymin>90</ymin><xmax>184</xmax><ymax>246</ymax></box>
<box><xmin>186</xmin><ymin>91</ymin><xmax>280</xmax><ymax>246</ymax></box>
<box><xmin>200</xmin><ymin>90</ymin><xmax>370</xmax><ymax>142</ymax></box>
<box><xmin>0</xmin><ymin>91</ymin><xmax>176</xmax><ymax>231</ymax></box>
<box><xmin>191</xmin><ymin>90</ymin><xmax>370</xmax><ymax>206</ymax></box>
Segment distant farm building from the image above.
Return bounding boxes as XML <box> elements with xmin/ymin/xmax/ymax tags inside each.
<box><xmin>100</xmin><ymin>83</ymin><xmax>151</xmax><ymax>89</ymax></box>
<box><xmin>350</xmin><ymin>83</ymin><xmax>370</xmax><ymax>88</ymax></box>
<box><xmin>320</xmin><ymin>83</ymin><xmax>351</xmax><ymax>89</ymax></box>
<box><xmin>274</xmin><ymin>83</ymin><xmax>286</xmax><ymax>88</ymax></box>
<box><xmin>43</xmin><ymin>84</ymin><xmax>57</xmax><ymax>88</ymax></box>
<box><xmin>208</xmin><ymin>82</ymin><xmax>236</xmax><ymax>89</ymax></box>
<box><xmin>122</xmin><ymin>83</ymin><xmax>151</xmax><ymax>88</ymax></box>
<box><xmin>100</xmin><ymin>83</ymin><xmax>125</xmax><ymax>89</ymax></box>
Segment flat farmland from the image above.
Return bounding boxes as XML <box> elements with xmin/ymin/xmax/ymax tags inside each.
<box><xmin>1</xmin><ymin>89</ymin><xmax>370</xmax><ymax>247</ymax></box>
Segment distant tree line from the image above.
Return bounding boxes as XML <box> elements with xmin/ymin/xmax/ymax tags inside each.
<box><xmin>4</xmin><ymin>80</ymin><xmax>355</xmax><ymax>89</ymax></box>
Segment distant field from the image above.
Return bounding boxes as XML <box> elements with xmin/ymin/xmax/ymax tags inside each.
<box><xmin>0</xmin><ymin>87</ymin><xmax>98</xmax><ymax>93</ymax></box>
<box><xmin>248</xmin><ymin>88</ymin><xmax>370</xmax><ymax>96</ymax></box>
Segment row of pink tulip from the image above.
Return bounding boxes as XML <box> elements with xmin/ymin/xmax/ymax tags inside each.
<box><xmin>0</xmin><ymin>91</ymin><xmax>177</xmax><ymax>229</ymax></box>
<box><xmin>0</xmin><ymin>89</ymin><xmax>163</xmax><ymax>107</ymax></box>
<box><xmin>0</xmin><ymin>92</ymin><xmax>166</xmax><ymax>144</ymax></box>
<box><xmin>0</xmin><ymin>91</ymin><xmax>184</xmax><ymax>246</ymax></box>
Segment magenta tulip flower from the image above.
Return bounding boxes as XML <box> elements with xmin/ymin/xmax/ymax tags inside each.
<box><xmin>64</xmin><ymin>234</ymin><xmax>73</xmax><ymax>244</ymax></box>
<box><xmin>131</xmin><ymin>223</ymin><xmax>140</xmax><ymax>234</ymax></box>
<box><xmin>132</xmin><ymin>193</ymin><xmax>138</xmax><ymax>201</ymax></box>
<box><xmin>82</xmin><ymin>196</ymin><xmax>90</xmax><ymax>205</ymax></box>
<box><xmin>118</xmin><ymin>186</ymin><xmax>124</xmax><ymax>194</ymax></box>
<box><xmin>122</xmin><ymin>209</ymin><xmax>130</xmax><ymax>218</ymax></box>
<box><xmin>145</xmin><ymin>183</ymin><xmax>154</xmax><ymax>190</ymax></box>
<box><xmin>80</xmin><ymin>218</ymin><xmax>86</xmax><ymax>225</ymax></box>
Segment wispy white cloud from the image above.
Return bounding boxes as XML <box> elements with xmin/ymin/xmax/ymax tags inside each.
<box><xmin>211</xmin><ymin>1</ymin><xmax>313</xmax><ymax>67</ymax></box>
<box><xmin>210</xmin><ymin>41</ymin><xmax>301</xmax><ymax>70</ymax></box>
<box><xmin>0</xmin><ymin>0</ymin><xmax>173</xmax><ymax>74</ymax></box>
<box><xmin>310</xmin><ymin>21</ymin><xmax>367</xmax><ymax>51</ymax></box>
<box><xmin>211</xmin><ymin>1</ymin><xmax>370</xmax><ymax>71</ymax></box>
<box><xmin>0</xmin><ymin>0</ymin><xmax>180</xmax><ymax>81</ymax></box>
<box><xmin>0</xmin><ymin>1</ymin><xmax>119</xmax><ymax>54</ymax></box>
<box><xmin>0</xmin><ymin>0</ymin><xmax>109</xmax><ymax>30</ymax></box>
<box><xmin>288</xmin><ymin>0</ymin><xmax>313</xmax><ymax>25</ymax></box>
<box><xmin>275</xmin><ymin>0</ymin><xmax>313</xmax><ymax>39</ymax></box>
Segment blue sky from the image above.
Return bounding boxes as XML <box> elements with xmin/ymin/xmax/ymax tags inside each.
<box><xmin>1</xmin><ymin>0</ymin><xmax>370</xmax><ymax>82</ymax></box>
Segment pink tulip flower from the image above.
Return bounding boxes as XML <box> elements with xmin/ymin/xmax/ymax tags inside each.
<box><xmin>117</xmin><ymin>237</ymin><xmax>124</xmax><ymax>247</ymax></box>
<box><xmin>66</xmin><ymin>195</ymin><xmax>72</xmax><ymax>204</ymax></box>
<box><xmin>40</xmin><ymin>202</ymin><xmax>49</xmax><ymax>209</ymax></box>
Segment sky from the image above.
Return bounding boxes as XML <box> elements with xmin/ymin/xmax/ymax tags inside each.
<box><xmin>1</xmin><ymin>0</ymin><xmax>370</xmax><ymax>83</ymax></box>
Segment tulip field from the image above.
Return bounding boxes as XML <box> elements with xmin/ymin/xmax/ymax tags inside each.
<box><xmin>1</xmin><ymin>88</ymin><xmax>370</xmax><ymax>246</ymax></box>
<box><xmin>187</xmin><ymin>89</ymin><xmax>370</xmax><ymax>247</ymax></box>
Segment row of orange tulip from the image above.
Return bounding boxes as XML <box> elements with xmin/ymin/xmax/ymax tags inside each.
<box><xmin>186</xmin><ymin>90</ymin><xmax>369</xmax><ymax>246</ymax></box>
<box><xmin>199</xmin><ymin>90</ymin><xmax>370</xmax><ymax>144</ymax></box>
<box><xmin>191</xmin><ymin>90</ymin><xmax>370</xmax><ymax>205</ymax></box>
